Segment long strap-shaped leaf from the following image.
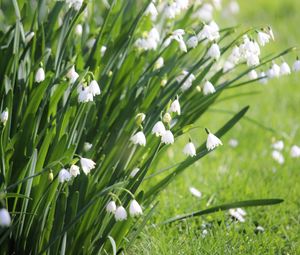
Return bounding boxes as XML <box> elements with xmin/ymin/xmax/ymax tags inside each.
<box><xmin>161</xmin><ymin>199</ymin><xmax>284</xmax><ymax>224</ymax></box>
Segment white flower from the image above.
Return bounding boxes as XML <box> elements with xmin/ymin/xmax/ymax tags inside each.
<box><xmin>228</xmin><ymin>138</ymin><xmax>239</xmax><ymax>148</ymax></box>
<box><xmin>161</xmin><ymin>130</ymin><xmax>174</xmax><ymax>145</ymax></box>
<box><xmin>152</xmin><ymin>121</ymin><xmax>166</xmax><ymax>136</ymax></box>
<box><xmin>67</xmin><ymin>65</ymin><xmax>79</xmax><ymax>84</ymax></box>
<box><xmin>130</xmin><ymin>131</ymin><xmax>146</xmax><ymax>146</ymax></box>
<box><xmin>203</xmin><ymin>80</ymin><xmax>216</xmax><ymax>95</ymax></box>
<box><xmin>83</xmin><ymin>142</ymin><xmax>92</xmax><ymax>151</ymax></box>
<box><xmin>58</xmin><ymin>168</ymin><xmax>71</xmax><ymax>183</ymax></box>
<box><xmin>259</xmin><ymin>71</ymin><xmax>268</xmax><ymax>84</ymax></box>
<box><xmin>69</xmin><ymin>165</ymin><xmax>80</xmax><ymax>177</ymax></box>
<box><xmin>78</xmin><ymin>88</ymin><xmax>94</xmax><ymax>103</ymax></box>
<box><xmin>257</xmin><ymin>31</ymin><xmax>270</xmax><ymax>47</ymax></box>
<box><xmin>207</xmin><ymin>43</ymin><xmax>220</xmax><ymax>60</ymax></box>
<box><xmin>25</xmin><ymin>32</ymin><xmax>35</xmax><ymax>43</ymax></box>
<box><xmin>183</xmin><ymin>142</ymin><xmax>196</xmax><ymax>157</ymax></box>
<box><xmin>246</xmin><ymin>54</ymin><xmax>260</xmax><ymax>67</ymax></box>
<box><xmin>130</xmin><ymin>167</ymin><xmax>140</xmax><ymax>178</ymax></box>
<box><xmin>80</xmin><ymin>158</ymin><xmax>96</xmax><ymax>175</ymax></box>
<box><xmin>272</xmin><ymin>140</ymin><xmax>284</xmax><ymax>151</ymax></box>
<box><xmin>189</xmin><ymin>187</ymin><xmax>202</xmax><ymax>198</ymax></box>
<box><xmin>177</xmin><ymin>70</ymin><xmax>195</xmax><ymax>91</ymax></box>
<box><xmin>145</xmin><ymin>2</ymin><xmax>158</xmax><ymax>20</ymax></box>
<box><xmin>129</xmin><ymin>200</ymin><xmax>143</xmax><ymax>217</ymax></box>
<box><xmin>135</xmin><ymin>27</ymin><xmax>160</xmax><ymax>51</ymax></box>
<box><xmin>248</xmin><ymin>70</ymin><xmax>258</xmax><ymax>80</ymax></box>
<box><xmin>195</xmin><ymin>3</ymin><xmax>213</xmax><ymax>22</ymax></box>
<box><xmin>66</xmin><ymin>0</ymin><xmax>83</xmax><ymax>11</ymax></box>
<box><xmin>88</xmin><ymin>80</ymin><xmax>101</xmax><ymax>96</ymax></box>
<box><xmin>165</xmin><ymin>3</ymin><xmax>177</xmax><ymax>19</ymax></box>
<box><xmin>272</xmin><ymin>150</ymin><xmax>284</xmax><ymax>164</ymax></box>
<box><xmin>154</xmin><ymin>57</ymin><xmax>164</xmax><ymax>70</ymax></box>
<box><xmin>165</xmin><ymin>29</ymin><xmax>187</xmax><ymax>53</ymax></box>
<box><xmin>229</xmin><ymin>208</ymin><xmax>246</xmax><ymax>222</ymax></box>
<box><xmin>290</xmin><ymin>145</ymin><xmax>300</xmax><ymax>158</ymax></box>
<box><xmin>206</xmin><ymin>129</ymin><xmax>223</xmax><ymax>151</ymax></box>
<box><xmin>256</xmin><ymin>226</ymin><xmax>265</xmax><ymax>232</ymax></box>
<box><xmin>187</xmin><ymin>36</ymin><xmax>198</xmax><ymax>49</ymax></box>
<box><xmin>293</xmin><ymin>58</ymin><xmax>300</xmax><ymax>72</ymax></box>
<box><xmin>267</xmin><ymin>26</ymin><xmax>275</xmax><ymax>41</ymax></box>
<box><xmin>114</xmin><ymin>206</ymin><xmax>127</xmax><ymax>221</ymax></box>
<box><xmin>228</xmin><ymin>0</ymin><xmax>240</xmax><ymax>14</ymax></box>
<box><xmin>106</xmin><ymin>201</ymin><xmax>117</xmax><ymax>214</ymax></box>
<box><xmin>223</xmin><ymin>60</ymin><xmax>235</xmax><ymax>73</ymax></box>
<box><xmin>0</xmin><ymin>208</ymin><xmax>11</xmax><ymax>227</ymax></box>
<box><xmin>197</xmin><ymin>21</ymin><xmax>220</xmax><ymax>41</ymax></box>
<box><xmin>176</xmin><ymin>0</ymin><xmax>189</xmax><ymax>10</ymax></box>
<box><xmin>169</xmin><ymin>98</ymin><xmax>181</xmax><ymax>115</ymax></box>
<box><xmin>75</xmin><ymin>24</ymin><xmax>83</xmax><ymax>36</ymax></box>
<box><xmin>280</xmin><ymin>62</ymin><xmax>291</xmax><ymax>75</ymax></box>
<box><xmin>101</xmin><ymin>46</ymin><xmax>107</xmax><ymax>56</ymax></box>
<box><xmin>267</xmin><ymin>63</ymin><xmax>280</xmax><ymax>78</ymax></box>
<box><xmin>35</xmin><ymin>67</ymin><xmax>45</xmax><ymax>83</ymax></box>
<box><xmin>1</xmin><ymin>110</ymin><xmax>8</xmax><ymax>124</ymax></box>
<box><xmin>86</xmin><ymin>38</ymin><xmax>96</xmax><ymax>49</ymax></box>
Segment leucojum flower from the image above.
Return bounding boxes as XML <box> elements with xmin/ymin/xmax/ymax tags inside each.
<box><xmin>183</xmin><ymin>141</ymin><xmax>197</xmax><ymax>157</ymax></box>
<box><xmin>106</xmin><ymin>201</ymin><xmax>117</xmax><ymax>214</ymax></box>
<box><xmin>58</xmin><ymin>168</ymin><xmax>72</xmax><ymax>183</ymax></box>
<box><xmin>80</xmin><ymin>158</ymin><xmax>96</xmax><ymax>175</ymax></box>
<box><xmin>0</xmin><ymin>208</ymin><xmax>11</xmax><ymax>227</ymax></box>
<box><xmin>115</xmin><ymin>206</ymin><xmax>127</xmax><ymax>221</ymax></box>
<box><xmin>1</xmin><ymin>109</ymin><xmax>8</xmax><ymax>125</ymax></box>
<box><xmin>35</xmin><ymin>67</ymin><xmax>45</xmax><ymax>83</ymax></box>
<box><xmin>206</xmin><ymin>128</ymin><xmax>223</xmax><ymax>151</ymax></box>
<box><xmin>129</xmin><ymin>200</ymin><xmax>143</xmax><ymax>217</ymax></box>
<box><xmin>130</xmin><ymin>131</ymin><xmax>146</xmax><ymax>146</ymax></box>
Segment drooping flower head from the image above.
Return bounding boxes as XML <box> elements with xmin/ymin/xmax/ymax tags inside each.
<box><xmin>130</xmin><ymin>131</ymin><xmax>146</xmax><ymax>146</ymax></box>
<box><xmin>80</xmin><ymin>158</ymin><xmax>96</xmax><ymax>175</ymax></box>
<box><xmin>205</xmin><ymin>128</ymin><xmax>223</xmax><ymax>151</ymax></box>
<box><xmin>129</xmin><ymin>200</ymin><xmax>143</xmax><ymax>217</ymax></box>
<box><xmin>115</xmin><ymin>206</ymin><xmax>127</xmax><ymax>221</ymax></box>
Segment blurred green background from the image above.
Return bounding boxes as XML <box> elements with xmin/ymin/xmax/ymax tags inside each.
<box><xmin>131</xmin><ymin>0</ymin><xmax>300</xmax><ymax>254</ymax></box>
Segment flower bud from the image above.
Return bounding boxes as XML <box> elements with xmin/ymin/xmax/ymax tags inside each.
<box><xmin>163</xmin><ymin>112</ymin><xmax>172</xmax><ymax>124</ymax></box>
<box><xmin>48</xmin><ymin>170</ymin><xmax>54</xmax><ymax>182</ymax></box>
<box><xmin>135</xmin><ymin>113</ymin><xmax>146</xmax><ymax>126</ymax></box>
<box><xmin>160</xmin><ymin>78</ymin><xmax>167</xmax><ymax>87</ymax></box>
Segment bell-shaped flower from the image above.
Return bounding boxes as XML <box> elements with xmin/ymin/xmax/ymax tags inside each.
<box><xmin>106</xmin><ymin>201</ymin><xmax>117</xmax><ymax>214</ymax></box>
<box><xmin>114</xmin><ymin>206</ymin><xmax>127</xmax><ymax>221</ymax></box>
<box><xmin>152</xmin><ymin>121</ymin><xmax>166</xmax><ymax>137</ymax></box>
<box><xmin>130</xmin><ymin>131</ymin><xmax>146</xmax><ymax>146</ymax></box>
<box><xmin>0</xmin><ymin>208</ymin><xmax>11</xmax><ymax>227</ymax></box>
<box><xmin>58</xmin><ymin>168</ymin><xmax>71</xmax><ymax>183</ymax></box>
<box><xmin>129</xmin><ymin>200</ymin><xmax>143</xmax><ymax>217</ymax></box>
<box><xmin>161</xmin><ymin>130</ymin><xmax>174</xmax><ymax>145</ymax></box>
<box><xmin>35</xmin><ymin>67</ymin><xmax>45</xmax><ymax>83</ymax></box>
<box><xmin>80</xmin><ymin>158</ymin><xmax>96</xmax><ymax>175</ymax></box>
<box><xmin>183</xmin><ymin>142</ymin><xmax>196</xmax><ymax>157</ymax></box>
<box><xmin>206</xmin><ymin>129</ymin><xmax>223</xmax><ymax>151</ymax></box>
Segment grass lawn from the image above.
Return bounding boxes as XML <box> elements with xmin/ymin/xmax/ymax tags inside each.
<box><xmin>130</xmin><ymin>1</ymin><xmax>300</xmax><ymax>254</ymax></box>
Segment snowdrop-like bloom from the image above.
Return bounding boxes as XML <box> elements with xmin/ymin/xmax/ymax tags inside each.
<box><xmin>115</xmin><ymin>206</ymin><xmax>127</xmax><ymax>221</ymax></box>
<box><xmin>189</xmin><ymin>187</ymin><xmax>202</xmax><ymax>198</ymax></box>
<box><xmin>187</xmin><ymin>36</ymin><xmax>198</xmax><ymax>49</ymax></box>
<box><xmin>280</xmin><ymin>62</ymin><xmax>291</xmax><ymax>75</ymax></box>
<box><xmin>195</xmin><ymin>3</ymin><xmax>214</xmax><ymax>22</ymax></box>
<box><xmin>80</xmin><ymin>158</ymin><xmax>96</xmax><ymax>175</ymax></box>
<box><xmin>198</xmin><ymin>21</ymin><xmax>220</xmax><ymax>41</ymax></box>
<box><xmin>135</xmin><ymin>27</ymin><xmax>160</xmax><ymax>51</ymax></box>
<box><xmin>169</xmin><ymin>98</ymin><xmax>181</xmax><ymax>115</ymax></box>
<box><xmin>207</xmin><ymin>43</ymin><xmax>220</xmax><ymax>60</ymax></box>
<box><xmin>78</xmin><ymin>87</ymin><xmax>94</xmax><ymax>103</ymax></box>
<box><xmin>223</xmin><ymin>60</ymin><xmax>235</xmax><ymax>73</ymax></box>
<box><xmin>267</xmin><ymin>63</ymin><xmax>280</xmax><ymax>78</ymax></box>
<box><xmin>88</xmin><ymin>80</ymin><xmax>101</xmax><ymax>96</ymax></box>
<box><xmin>176</xmin><ymin>70</ymin><xmax>195</xmax><ymax>91</ymax></box>
<box><xmin>1</xmin><ymin>110</ymin><xmax>8</xmax><ymax>124</ymax></box>
<box><xmin>129</xmin><ymin>200</ymin><xmax>143</xmax><ymax>217</ymax></box>
<box><xmin>164</xmin><ymin>29</ymin><xmax>187</xmax><ymax>53</ymax></box>
<box><xmin>75</xmin><ymin>24</ymin><xmax>83</xmax><ymax>36</ymax></box>
<box><xmin>130</xmin><ymin>167</ymin><xmax>140</xmax><ymax>178</ymax></box>
<box><xmin>229</xmin><ymin>208</ymin><xmax>246</xmax><ymax>222</ymax></box>
<box><xmin>290</xmin><ymin>145</ymin><xmax>300</xmax><ymax>158</ymax></box>
<box><xmin>67</xmin><ymin>65</ymin><xmax>79</xmax><ymax>83</ymax></box>
<box><xmin>259</xmin><ymin>71</ymin><xmax>268</xmax><ymax>84</ymax></box>
<box><xmin>35</xmin><ymin>67</ymin><xmax>45</xmax><ymax>83</ymax></box>
<box><xmin>25</xmin><ymin>32</ymin><xmax>35</xmax><ymax>43</ymax></box>
<box><xmin>203</xmin><ymin>80</ymin><xmax>216</xmax><ymax>95</ymax></box>
<box><xmin>106</xmin><ymin>201</ymin><xmax>117</xmax><ymax>214</ymax></box>
<box><xmin>228</xmin><ymin>138</ymin><xmax>239</xmax><ymax>148</ymax></box>
<box><xmin>58</xmin><ymin>168</ymin><xmax>71</xmax><ymax>183</ymax></box>
<box><xmin>83</xmin><ymin>142</ymin><xmax>92</xmax><ymax>151</ymax></box>
<box><xmin>101</xmin><ymin>46</ymin><xmax>107</xmax><ymax>57</ymax></box>
<box><xmin>130</xmin><ymin>131</ymin><xmax>146</xmax><ymax>146</ymax></box>
<box><xmin>161</xmin><ymin>130</ymin><xmax>174</xmax><ymax>145</ymax></box>
<box><xmin>272</xmin><ymin>140</ymin><xmax>284</xmax><ymax>151</ymax></box>
<box><xmin>257</xmin><ymin>31</ymin><xmax>270</xmax><ymax>47</ymax></box>
<box><xmin>152</xmin><ymin>121</ymin><xmax>166</xmax><ymax>136</ymax></box>
<box><xmin>145</xmin><ymin>2</ymin><xmax>158</xmax><ymax>20</ymax></box>
<box><xmin>206</xmin><ymin>129</ymin><xmax>223</xmax><ymax>151</ymax></box>
<box><xmin>165</xmin><ymin>2</ymin><xmax>177</xmax><ymax>19</ymax></box>
<box><xmin>154</xmin><ymin>57</ymin><xmax>164</xmax><ymax>70</ymax></box>
<box><xmin>69</xmin><ymin>165</ymin><xmax>80</xmax><ymax>177</ymax></box>
<box><xmin>0</xmin><ymin>208</ymin><xmax>11</xmax><ymax>227</ymax></box>
<box><xmin>272</xmin><ymin>150</ymin><xmax>284</xmax><ymax>164</ymax></box>
<box><xmin>183</xmin><ymin>142</ymin><xmax>196</xmax><ymax>157</ymax></box>
<box><xmin>66</xmin><ymin>0</ymin><xmax>83</xmax><ymax>11</ymax></box>
<box><xmin>293</xmin><ymin>58</ymin><xmax>300</xmax><ymax>72</ymax></box>
<box><xmin>248</xmin><ymin>70</ymin><xmax>258</xmax><ymax>80</ymax></box>
<box><xmin>228</xmin><ymin>0</ymin><xmax>240</xmax><ymax>14</ymax></box>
